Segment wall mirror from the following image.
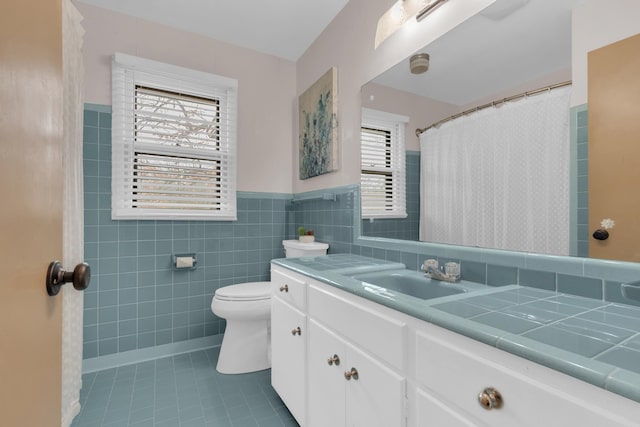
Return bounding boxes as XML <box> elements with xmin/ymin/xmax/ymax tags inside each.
<box><xmin>359</xmin><ymin>0</ymin><xmax>598</xmax><ymax>258</ymax></box>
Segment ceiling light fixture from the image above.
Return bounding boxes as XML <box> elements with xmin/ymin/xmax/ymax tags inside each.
<box><xmin>416</xmin><ymin>0</ymin><xmax>449</xmax><ymax>22</ymax></box>
<box><xmin>410</xmin><ymin>53</ymin><xmax>430</xmax><ymax>74</ymax></box>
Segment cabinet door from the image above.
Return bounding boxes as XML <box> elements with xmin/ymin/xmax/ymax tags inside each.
<box><xmin>346</xmin><ymin>342</ymin><xmax>406</xmax><ymax>427</ymax></box>
<box><xmin>271</xmin><ymin>297</ymin><xmax>306</xmax><ymax>425</ymax></box>
<box><xmin>308</xmin><ymin>320</ymin><xmax>347</xmax><ymax>427</ymax></box>
<box><xmin>416</xmin><ymin>328</ymin><xmax>636</xmax><ymax>427</ymax></box>
<box><xmin>415</xmin><ymin>387</ymin><xmax>486</xmax><ymax>427</ymax></box>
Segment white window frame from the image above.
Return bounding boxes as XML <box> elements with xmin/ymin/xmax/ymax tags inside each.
<box><xmin>111</xmin><ymin>53</ymin><xmax>238</xmax><ymax>220</ymax></box>
<box><xmin>361</xmin><ymin>108</ymin><xmax>408</xmax><ymax>219</ymax></box>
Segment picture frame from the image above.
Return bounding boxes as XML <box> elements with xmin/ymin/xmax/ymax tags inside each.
<box><xmin>298</xmin><ymin>67</ymin><xmax>338</xmax><ymax>180</ymax></box>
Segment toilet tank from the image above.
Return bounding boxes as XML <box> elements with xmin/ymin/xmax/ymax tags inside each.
<box><xmin>282</xmin><ymin>240</ymin><xmax>329</xmax><ymax>258</ymax></box>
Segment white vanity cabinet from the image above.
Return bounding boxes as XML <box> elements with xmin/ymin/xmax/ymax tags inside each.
<box><xmin>271</xmin><ymin>264</ymin><xmax>640</xmax><ymax>427</ymax></box>
<box><xmin>270</xmin><ymin>267</ymin><xmax>308</xmax><ymax>425</ymax></box>
<box><xmin>307</xmin><ymin>284</ymin><xmax>407</xmax><ymax>427</ymax></box>
<box><xmin>412</xmin><ymin>322</ymin><xmax>639</xmax><ymax>427</ymax></box>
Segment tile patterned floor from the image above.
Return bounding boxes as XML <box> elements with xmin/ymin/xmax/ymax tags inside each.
<box><xmin>72</xmin><ymin>348</ymin><xmax>299</xmax><ymax>427</ymax></box>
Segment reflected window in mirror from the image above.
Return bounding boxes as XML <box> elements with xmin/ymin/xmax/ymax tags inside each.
<box><xmin>361</xmin><ymin>108</ymin><xmax>408</xmax><ymax>220</ymax></box>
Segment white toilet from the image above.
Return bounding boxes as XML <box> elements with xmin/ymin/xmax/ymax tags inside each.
<box><xmin>211</xmin><ymin>239</ymin><xmax>328</xmax><ymax>374</ymax></box>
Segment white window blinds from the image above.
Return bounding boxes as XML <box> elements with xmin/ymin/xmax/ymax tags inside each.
<box><xmin>112</xmin><ymin>53</ymin><xmax>238</xmax><ymax>220</ymax></box>
<box><xmin>361</xmin><ymin>108</ymin><xmax>408</xmax><ymax>219</ymax></box>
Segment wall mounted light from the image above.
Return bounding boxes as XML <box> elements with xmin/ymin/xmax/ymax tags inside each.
<box><xmin>410</xmin><ymin>53</ymin><xmax>430</xmax><ymax>74</ymax></box>
<box><xmin>376</xmin><ymin>0</ymin><xmax>435</xmax><ymax>48</ymax></box>
<box><xmin>416</xmin><ymin>0</ymin><xmax>449</xmax><ymax>22</ymax></box>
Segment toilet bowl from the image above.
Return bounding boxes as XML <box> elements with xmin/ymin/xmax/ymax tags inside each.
<box><xmin>211</xmin><ymin>239</ymin><xmax>328</xmax><ymax>374</ymax></box>
<box><xmin>211</xmin><ymin>282</ymin><xmax>271</xmax><ymax>374</ymax></box>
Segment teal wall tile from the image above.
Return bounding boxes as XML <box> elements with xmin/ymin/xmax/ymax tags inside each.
<box><xmin>83</xmin><ymin>126</ymin><xmax>99</xmax><ymax>144</ymax></box>
<box><xmin>118</xmin><ymin>336</ymin><xmax>137</xmax><ymax>352</ymax></box>
<box><xmin>519</xmin><ymin>268</ymin><xmax>556</xmax><ymax>291</ymax></box>
<box><xmin>98</xmin><ymin>322</ymin><xmax>117</xmax><ymax>340</ymax></box>
<box><xmin>84</xmin><ymin>325</ymin><xmax>98</xmax><ymax>342</ymax></box>
<box><xmin>84</xmin><ymin>110</ymin><xmax>99</xmax><ymax>127</ymax></box>
<box><xmin>557</xmin><ymin>274</ymin><xmax>603</xmax><ymax>299</ymax></box>
<box><xmin>487</xmin><ymin>264</ymin><xmax>518</xmax><ymax>286</ymax></box>
<box><xmin>119</xmin><ymin>289</ymin><xmax>137</xmax><ymax>305</ymax></box>
<box><xmin>98</xmin><ymin>338</ymin><xmax>118</xmax><ymax>356</ymax></box>
<box><xmin>84</xmin><ymin>342</ymin><xmax>98</xmax><ymax>359</ymax></box>
<box><xmin>577</xmin><ymin>109</ymin><xmax>588</xmax><ymax>127</ymax></box>
<box><xmin>460</xmin><ymin>261</ymin><xmax>487</xmax><ymax>284</ymax></box>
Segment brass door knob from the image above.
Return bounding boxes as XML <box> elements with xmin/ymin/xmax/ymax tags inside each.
<box><xmin>280</xmin><ymin>284</ymin><xmax>289</xmax><ymax>292</ymax></box>
<box><xmin>478</xmin><ymin>387</ymin><xmax>503</xmax><ymax>410</ymax></box>
<box><xmin>291</xmin><ymin>326</ymin><xmax>301</xmax><ymax>336</ymax></box>
<box><xmin>46</xmin><ymin>261</ymin><xmax>91</xmax><ymax>296</ymax></box>
<box><xmin>344</xmin><ymin>367</ymin><xmax>359</xmax><ymax>380</ymax></box>
<box><xmin>327</xmin><ymin>354</ymin><xmax>340</xmax><ymax>366</ymax></box>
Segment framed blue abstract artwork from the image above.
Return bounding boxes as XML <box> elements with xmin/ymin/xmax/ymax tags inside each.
<box><xmin>299</xmin><ymin>67</ymin><xmax>338</xmax><ymax>180</ymax></box>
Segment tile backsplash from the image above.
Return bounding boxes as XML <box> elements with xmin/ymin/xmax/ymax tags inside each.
<box><xmin>83</xmin><ymin>105</ymin><xmax>289</xmax><ymax>358</ymax></box>
<box><xmin>83</xmin><ymin>103</ymin><xmax>640</xmax><ymax>360</ymax></box>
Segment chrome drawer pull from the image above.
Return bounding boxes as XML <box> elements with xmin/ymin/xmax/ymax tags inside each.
<box><xmin>344</xmin><ymin>367</ymin><xmax>359</xmax><ymax>380</ymax></box>
<box><xmin>327</xmin><ymin>354</ymin><xmax>341</xmax><ymax>366</ymax></box>
<box><xmin>280</xmin><ymin>284</ymin><xmax>289</xmax><ymax>292</ymax></box>
<box><xmin>478</xmin><ymin>387</ymin><xmax>503</xmax><ymax>410</ymax></box>
<box><xmin>291</xmin><ymin>326</ymin><xmax>302</xmax><ymax>336</ymax></box>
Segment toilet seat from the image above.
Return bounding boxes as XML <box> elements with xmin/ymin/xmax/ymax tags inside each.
<box><xmin>214</xmin><ymin>282</ymin><xmax>270</xmax><ymax>302</ymax></box>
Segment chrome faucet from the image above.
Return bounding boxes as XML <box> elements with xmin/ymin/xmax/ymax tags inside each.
<box><xmin>423</xmin><ymin>265</ymin><xmax>448</xmax><ymax>280</ymax></box>
<box><xmin>421</xmin><ymin>259</ymin><xmax>460</xmax><ymax>283</ymax></box>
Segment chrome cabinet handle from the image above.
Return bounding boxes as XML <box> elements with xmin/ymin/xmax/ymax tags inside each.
<box><xmin>478</xmin><ymin>387</ymin><xmax>503</xmax><ymax>410</ymax></box>
<box><xmin>327</xmin><ymin>354</ymin><xmax>340</xmax><ymax>366</ymax></box>
<box><xmin>279</xmin><ymin>284</ymin><xmax>289</xmax><ymax>292</ymax></box>
<box><xmin>344</xmin><ymin>367</ymin><xmax>359</xmax><ymax>380</ymax></box>
<box><xmin>291</xmin><ymin>326</ymin><xmax>301</xmax><ymax>336</ymax></box>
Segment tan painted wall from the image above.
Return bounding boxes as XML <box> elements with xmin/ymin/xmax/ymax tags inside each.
<box><xmin>77</xmin><ymin>3</ymin><xmax>297</xmax><ymax>194</ymax></box>
<box><xmin>0</xmin><ymin>1</ymin><xmax>64</xmax><ymax>425</ymax></box>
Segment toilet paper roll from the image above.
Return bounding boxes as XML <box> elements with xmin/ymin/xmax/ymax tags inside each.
<box><xmin>176</xmin><ymin>256</ymin><xmax>194</xmax><ymax>268</ymax></box>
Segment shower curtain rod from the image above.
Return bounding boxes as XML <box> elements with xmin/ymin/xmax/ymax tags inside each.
<box><xmin>415</xmin><ymin>80</ymin><xmax>572</xmax><ymax>136</ymax></box>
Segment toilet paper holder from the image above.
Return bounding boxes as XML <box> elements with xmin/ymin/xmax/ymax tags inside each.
<box><xmin>173</xmin><ymin>253</ymin><xmax>197</xmax><ymax>269</ymax></box>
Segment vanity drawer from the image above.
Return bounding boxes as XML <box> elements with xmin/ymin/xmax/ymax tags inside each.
<box><xmin>271</xmin><ymin>266</ymin><xmax>307</xmax><ymax>310</ymax></box>
<box><xmin>308</xmin><ymin>283</ymin><xmax>406</xmax><ymax>370</ymax></box>
<box><xmin>414</xmin><ymin>326</ymin><xmax>636</xmax><ymax>427</ymax></box>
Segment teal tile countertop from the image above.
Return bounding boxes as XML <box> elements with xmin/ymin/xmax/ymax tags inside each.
<box><xmin>272</xmin><ymin>254</ymin><xmax>640</xmax><ymax>403</ymax></box>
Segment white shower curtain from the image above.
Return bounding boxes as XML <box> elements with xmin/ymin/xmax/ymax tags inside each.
<box><xmin>62</xmin><ymin>1</ymin><xmax>85</xmax><ymax>425</ymax></box>
<box><xmin>419</xmin><ymin>86</ymin><xmax>571</xmax><ymax>255</ymax></box>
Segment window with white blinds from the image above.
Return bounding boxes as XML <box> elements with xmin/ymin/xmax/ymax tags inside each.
<box><xmin>111</xmin><ymin>53</ymin><xmax>238</xmax><ymax>220</ymax></box>
<box><xmin>361</xmin><ymin>108</ymin><xmax>408</xmax><ymax>219</ymax></box>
